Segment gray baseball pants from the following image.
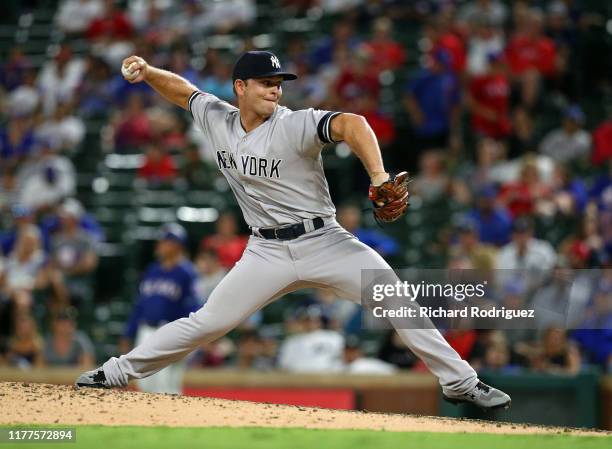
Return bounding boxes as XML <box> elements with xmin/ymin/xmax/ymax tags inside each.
<box><xmin>103</xmin><ymin>219</ymin><xmax>478</xmax><ymax>394</ymax></box>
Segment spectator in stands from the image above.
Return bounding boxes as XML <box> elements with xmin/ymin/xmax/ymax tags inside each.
<box><xmin>458</xmin><ymin>0</ymin><xmax>508</xmax><ymax>28</ymax></box>
<box><xmin>36</xmin><ymin>100</ymin><xmax>86</xmax><ymax>156</ymax></box>
<box><xmin>113</xmin><ymin>93</ymin><xmax>152</xmax><ymax>151</ymax></box>
<box><xmin>43</xmin><ymin>308</ymin><xmax>95</xmax><ymax>368</ymax></box>
<box><xmin>425</xmin><ymin>15</ymin><xmax>467</xmax><ymax>75</ymax></box>
<box><xmin>86</xmin><ymin>0</ymin><xmax>134</xmax><ymax>41</ymax></box>
<box><xmin>16</xmin><ymin>139</ymin><xmax>77</xmax><ymax>212</ymax></box>
<box><xmin>137</xmin><ymin>143</ymin><xmax>178</xmax><ymax>186</ymax></box>
<box><xmin>537</xmin><ymin>164</ymin><xmax>588</xmax><ymax>220</ymax></box>
<box><xmin>498</xmin><ymin>157</ymin><xmax>551</xmax><ymax>218</ymax></box>
<box><xmin>572</xmin><ymin>276</ymin><xmax>612</xmax><ymax>370</ymax></box>
<box><xmin>41</xmin><ymin>198</ymin><xmax>104</xmax><ymax>245</ymax></box>
<box><xmin>120</xmin><ymin>224</ymin><xmax>199</xmax><ymax>393</ymax></box>
<box><xmin>196</xmin><ymin>0</ymin><xmax>256</xmax><ymax>35</ymax></box>
<box><xmin>467</xmin><ymin>52</ymin><xmax>512</xmax><ymax>140</ymax></box>
<box><xmin>37</xmin><ymin>45</ymin><xmax>86</xmax><ymax>116</ymax></box>
<box><xmin>362</xmin><ymin>17</ymin><xmax>406</xmax><ymax>74</ymax></box>
<box><xmin>523</xmin><ymin>327</ymin><xmax>581</xmax><ymax>375</ymax></box>
<box><xmin>334</xmin><ymin>47</ymin><xmax>381</xmax><ymax>111</ymax></box>
<box><xmin>0</xmin><ymin>113</ymin><xmax>37</xmax><ymax>169</ymax></box>
<box><xmin>199</xmin><ymin>58</ymin><xmax>234</xmax><ymax>103</ymax></box>
<box><xmin>0</xmin><ymin>225</ymin><xmax>49</xmax><ymax>318</ymax></box>
<box><xmin>377</xmin><ymin>330</ymin><xmax>418</xmax><ymax>369</ymax></box>
<box><xmin>236</xmin><ymin>329</ymin><xmax>277</xmax><ymax>370</ymax></box>
<box><xmin>508</xmin><ymin>106</ymin><xmax>537</xmax><ymax>156</ymax></box>
<box><xmin>466</xmin><ymin>185</ymin><xmax>512</xmax><ymax>246</ymax></box>
<box><xmin>50</xmin><ymin>199</ymin><xmax>99</xmax><ymax>307</ymax></box>
<box><xmin>194</xmin><ymin>249</ymin><xmax>227</xmax><ymax>304</ymax></box>
<box><xmin>496</xmin><ymin>216</ymin><xmax>557</xmax><ymax>270</ymax></box>
<box><xmin>5</xmin><ymin>314</ymin><xmax>44</xmax><ymax>369</ymax></box>
<box><xmin>337</xmin><ymin>204</ymin><xmax>399</xmax><ymax>257</ymax></box>
<box><xmin>77</xmin><ymin>56</ymin><xmax>115</xmax><ymax>119</ymax></box>
<box><xmin>449</xmin><ymin>216</ymin><xmax>497</xmax><ymax>269</ymax></box>
<box><xmin>55</xmin><ymin>0</ymin><xmax>104</xmax><ymax>35</ymax></box>
<box><xmin>530</xmin><ymin>267</ymin><xmax>593</xmax><ymax>329</ymax></box>
<box><xmin>0</xmin><ymin>47</ymin><xmax>31</xmax><ymax>92</ymax></box>
<box><xmin>190</xmin><ymin>338</ymin><xmax>235</xmax><ymax>368</ymax></box>
<box><xmin>0</xmin><ymin>205</ymin><xmax>50</xmax><ymax>256</ymax></box>
<box><xmin>465</xmin><ymin>16</ymin><xmax>505</xmax><ymax>77</ymax></box>
<box><xmin>560</xmin><ymin>215</ymin><xmax>604</xmax><ymax>269</ymax></box>
<box><xmin>539</xmin><ymin>105</ymin><xmax>591</xmax><ymax>164</ymax></box>
<box><xmin>343</xmin><ymin>335</ymin><xmax>396</xmax><ymax>375</ymax></box>
<box><xmin>7</xmin><ymin>68</ymin><xmax>40</xmax><ymax>118</ymax></box>
<box><xmin>404</xmin><ymin>49</ymin><xmax>460</xmax><ymax>152</ymax></box>
<box><xmin>469</xmin><ymin>330</ymin><xmax>518</xmax><ymax>373</ymax></box>
<box><xmin>278</xmin><ymin>305</ymin><xmax>344</xmax><ymax>373</ymax></box>
<box><xmin>592</xmin><ymin>119</ymin><xmax>612</xmax><ymax>166</ymax></box>
<box><xmin>310</xmin><ymin>20</ymin><xmax>360</xmax><ymax>69</ymax></box>
<box><xmin>505</xmin><ymin>9</ymin><xmax>557</xmax><ymax>108</ymax></box>
<box><xmin>412</xmin><ymin>150</ymin><xmax>450</xmax><ymax>203</ymax></box>
<box><xmin>200</xmin><ymin>212</ymin><xmax>248</xmax><ymax>270</ymax></box>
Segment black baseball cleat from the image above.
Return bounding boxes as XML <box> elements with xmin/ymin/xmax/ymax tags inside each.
<box><xmin>443</xmin><ymin>381</ymin><xmax>511</xmax><ymax>410</ymax></box>
<box><xmin>75</xmin><ymin>368</ymin><xmax>110</xmax><ymax>389</ymax></box>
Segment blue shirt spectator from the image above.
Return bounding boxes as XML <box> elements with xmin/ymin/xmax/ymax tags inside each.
<box><xmin>124</xmin><ymin>259</ymin><xmax>200</xmax><ymax>339</ymax></box>
<box><xmin>466</xmin><ymin>186</ymin><xmax>513</xmax><ymax>246</ymax></box>
<box><xmin>0</xmin><ymin>125</ymin><xmax>36</xmax><ymax>162</ymax></box>
<box><xmin>405</xmin><ymin>50</ymin><xmax>460</xmax><ymax>138</ymax></box>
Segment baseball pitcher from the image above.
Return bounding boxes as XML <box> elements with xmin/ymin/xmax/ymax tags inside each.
<box><xmin>76</xmin><ymin>51</ymin><xmax>511</xmax><ymax>410</ymax></box>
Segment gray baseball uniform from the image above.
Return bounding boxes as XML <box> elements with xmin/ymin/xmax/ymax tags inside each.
<box><xmin>102</xmin><ymin>92</ymin><xmax>477</xmax><ymax>395</ymax></box>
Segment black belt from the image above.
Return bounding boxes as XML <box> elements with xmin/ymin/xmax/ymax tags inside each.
<box><xmin>256</xmin><ymin>217</ymin><xmax>325</xmax><ymax>240</ymax></box>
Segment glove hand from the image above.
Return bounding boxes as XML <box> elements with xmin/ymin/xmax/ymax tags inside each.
<box><xmin>368</xmin><ymin>171</ymin><xmax>411</xmax><ymax>223</ymax></box>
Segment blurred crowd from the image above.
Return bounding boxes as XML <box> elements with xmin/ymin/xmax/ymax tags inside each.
<box><xmin>0</xmin><ymin>0</ymin><xmax>610</xmax><ymax>376</ymax></box>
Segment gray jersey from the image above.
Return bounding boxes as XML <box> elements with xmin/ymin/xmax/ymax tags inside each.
<box><xmin>189</xmin><ymin>91</ymin><xmax>340</xmax><ymax>228</ymax></box>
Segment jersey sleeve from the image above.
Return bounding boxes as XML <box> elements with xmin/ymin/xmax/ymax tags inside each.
<box><xmin>188</xmin><ymin>90</ymin><xmax>236</xmax><ymax>134</ymax></box>
<box><xmin>287</xmin><ymin>108</ymin><xmax>343</xmax><ymax>157</ymax></box>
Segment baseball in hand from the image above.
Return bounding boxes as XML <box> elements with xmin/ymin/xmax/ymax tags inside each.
<box><xmin>121</xmin><ymin>62</ymin><xmax>141</xmax><ymax>79</ymax></box>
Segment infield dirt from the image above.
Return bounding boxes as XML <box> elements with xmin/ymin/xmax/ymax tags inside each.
<box><xmin>0</xmin><ymin>382</ymin><xmax>608</xmax><ymax>436</ymax></box>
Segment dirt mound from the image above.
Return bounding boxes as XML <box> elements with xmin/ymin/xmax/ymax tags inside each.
<box><xmin>0</xmin><ymin>382</ymin><xmax>607</xmax><ymax>436</ymax></box>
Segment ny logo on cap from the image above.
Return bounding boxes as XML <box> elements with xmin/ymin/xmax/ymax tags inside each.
<box><xmin>270</xmin><ymin>55</ymin><xmax>281</xmax><ymax>69</ymax></box>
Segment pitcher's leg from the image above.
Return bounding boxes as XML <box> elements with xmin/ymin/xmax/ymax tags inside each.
<box><xmin>298</xmin><ymin>226</ymin><xmax>478</xmax><ymax>394</ymax></box>
<box><xmin>102</xmin><ymin>243</ymin><xmax>298</xmax><ymax>387</ymax></box>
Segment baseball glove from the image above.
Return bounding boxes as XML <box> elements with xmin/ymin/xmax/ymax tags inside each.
<box><xmin>368</xmin><ymin>171</ymin><xmax>411</xmax><ymax>223</ymax></box>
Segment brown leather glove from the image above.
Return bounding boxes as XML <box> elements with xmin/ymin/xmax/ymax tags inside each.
<box><xmin>368</xmin><ymin>171</ymin><xmax>410</xmax><ymax>223</ymax></box>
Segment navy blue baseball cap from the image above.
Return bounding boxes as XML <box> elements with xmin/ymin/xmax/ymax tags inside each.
<box><xmin>232</xmin><ymin>51</ymin><xmax>297</xmax><ymax>82</ymax></box>
<box><xmin>159</xmin><ymin>223</ymin><xmax>188</xmax><ymax>247</ymax></box>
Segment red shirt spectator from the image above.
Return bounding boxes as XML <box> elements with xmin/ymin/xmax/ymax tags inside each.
<box><xmin>498</xmin><ymin>161</ymin><xmax>551</xmax><ymax>218</ymax></box>
<box><xmin>113</xmin><ymin>94</ymin><xmax>151</xmax><ymax>150</ymax></box>
<box><xmin>201</xmin><ymin>212</ymin><xmax>248</xmax><ymax>270</ymax></box>
<box><xmin>468</xmin><ymin>55</ymin><xmax>511</xmax><ymax>138</ymax></box>
<box><xmin>86</xmin><ymin>2</ymin><xmax>133</xmax><ymax>40</ymax></box>
<box><xmin>505</xmin><ymin>34</ymin><xmax>557</xmax><ymax>77</ymax></box>
<box><xmin>335</xmin><ymin>60</ymin><xmax>380</xmax><ymax>107</ymax></box>
<box><xmin>592</xmin><ymin>120</ymin><xmax>612</xmax><ymax>166</ymax></box>
<box><xmin>433</xmin><ymin>31</ymin><xmax>467</xmax><ymax>74</ymax></box>
<box><xmin>138</xmin><ymin>146</ymin><xmax>177</xmax><ymax>182</ymax></box>
<box><xmin>362</xmin><ymin>18</ymin><xmax>406</xmax><ymax>74</ymax></box>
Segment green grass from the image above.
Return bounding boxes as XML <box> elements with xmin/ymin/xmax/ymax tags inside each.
<box><xmin>1</xmin><ymin>425</ymin><xmax>609</xmax><ymax>449</ymax></box>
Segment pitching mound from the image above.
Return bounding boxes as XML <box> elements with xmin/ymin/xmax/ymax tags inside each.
<box><xmin>0</xmin><ymin>382</ymin><xmax>607</xmax><ymax>436</ymax></box>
